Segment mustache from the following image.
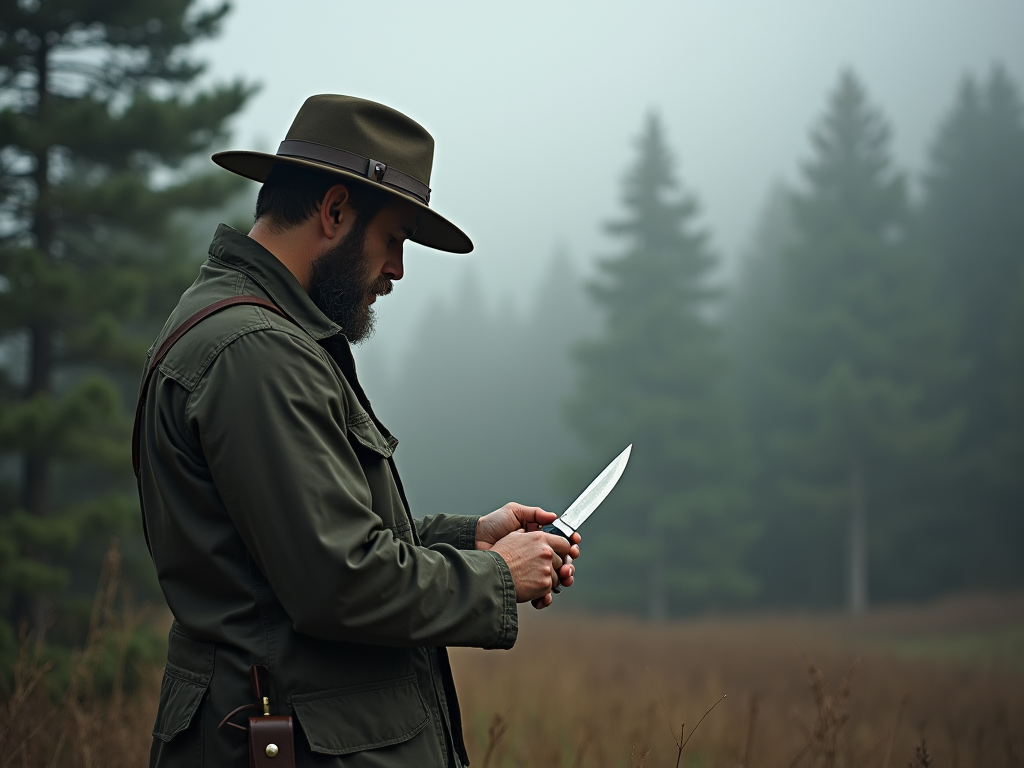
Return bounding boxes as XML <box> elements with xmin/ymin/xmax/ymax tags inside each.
<box><xmin>372</xmin><ymin>276</ymin><xmax>394</xmax><ymax>297</ymax></box>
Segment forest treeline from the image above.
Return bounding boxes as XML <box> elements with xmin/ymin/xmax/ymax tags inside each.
<box><xmin>373</xmin><ymin>67</ymin><xmax>1024</xmax><ymax>619</ymax></box>
<box><xmin>0</xmin><ymin>1</ymin><xmax>1022</xmax><ymax>674</ymax></box>
<box><xmin>0</xmin><ymin>0</ymin><xmax>254</xmax><ymax>672</ymax></box>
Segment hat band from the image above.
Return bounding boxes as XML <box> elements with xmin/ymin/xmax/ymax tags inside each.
<box><xmin>277</xmin><ymin>140</ymin><xmax>431</xmax><ymax>205</ymax></box>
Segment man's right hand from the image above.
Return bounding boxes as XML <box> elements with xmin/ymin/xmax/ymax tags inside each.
<box><xmin>491</xmin><ymin>530</ymin><xmax>574</xmax><ymax>606</ymax></box>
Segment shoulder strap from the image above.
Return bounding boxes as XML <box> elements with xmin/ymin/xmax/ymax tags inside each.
<box><xmin>132</xmin><ymin>296</ymin><xmax>286</xmax><ymax>478</ymax></box>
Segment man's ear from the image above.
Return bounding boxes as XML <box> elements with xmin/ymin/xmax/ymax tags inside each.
<box><xmin>320</xmin><ymin>184</ymin><xmax>352</xmax><ymax>238</ymax></box>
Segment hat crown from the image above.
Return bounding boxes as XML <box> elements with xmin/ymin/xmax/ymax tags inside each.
<box><xmin>285</xmin><ymin>95</ymin><xmax>434</xmax><ymax>186</ymax></box>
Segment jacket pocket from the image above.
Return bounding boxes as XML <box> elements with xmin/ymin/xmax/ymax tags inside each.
<box><xmin>152</xmin><ymin>623</ymin><xmax>214</xmax><ymax>742</ymax></box>
<box><xmin>290</xmin><ymin>675</ymin><xmax>430</xmax><ymax>755</ymax></box>
<box><xmin>346</xmin><ymin>411</ymin><xmax>394</xmax><ymax>458</ymax></box>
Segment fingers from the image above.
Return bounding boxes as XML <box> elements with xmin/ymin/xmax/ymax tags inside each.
<box><xmin>492</xmin><ymin>529</ymin><xmax>580</xmax><ymax>604</ymax></box>
<box><xmin>542</xmin><ymin>532</ymin><xmax>574</xmax><ymax>557</ymax></box>
<box><xmin>505</xmin><ymin>503</ymin><xmax>557</xmax><ymax>527</ymax></box>
<box><xmin>532</xmin><ymin>593</ymin><xmax>553</xmax><ymax>610</ymax></box>
<box><xmin>557</xmin><ymin>560</ymin><xmax>575</xmax><ymax>588</ymax></box>
<box><xmin>550</xmin><ymin>551</ymin><xmax>563</xmax><ymax>591</ymax></box>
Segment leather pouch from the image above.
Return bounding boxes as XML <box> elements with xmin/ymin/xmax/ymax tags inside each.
<box><xmin>218</xmin><ymin>664</ymin><xmax>297</xmax><ymax>768</ymax></box>
<box><xmin>249</xmin><ymin>714</ymin><xmax>296</xmax><ymax>768</ymax></box>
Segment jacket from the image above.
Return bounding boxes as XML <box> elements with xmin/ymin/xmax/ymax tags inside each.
<box><xmin>136</xmin><ymin>224</ymin><xmax>518</xmax><ymax>767</ymax></box>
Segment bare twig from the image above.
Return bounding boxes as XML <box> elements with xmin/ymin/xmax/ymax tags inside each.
<box><xmin>680</xmin><ymin>695</ymin><xmax>726</xmax><ymax>753</ymax></box>
<box><xmin>882</xmin><ymin>694</ymin><xmax>909</xmax><ymax>768</ymax></box>
<box><xmin>644</xmin><ymin>667</ymin><xmax>680</xmax><ymax>747</ymax></box>
<box><xmin>909</xmin><ymin>736</ymin><xmax>933</xmax><ymax>768</ymax></box>
<box><xmin>481</xmin><ymin>713</ymin><xmax>509</xmax><ymax>768</ymax></box>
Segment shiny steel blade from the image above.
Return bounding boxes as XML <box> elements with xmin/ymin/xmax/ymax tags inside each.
<box><xmin>558</xmin><ymin>444</ymin><xmax>631</xmax><ymax>532</ymax></box>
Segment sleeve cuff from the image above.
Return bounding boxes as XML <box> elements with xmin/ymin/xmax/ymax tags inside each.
<box><xmin>458</xmin><ymin>515</ymin><xmax>481</xmax><ymax>550</ymax></box>
<box><xmin>483</xmin><ymin>550</ymin><xmax>518</xmax><ymax>650</ymax></box>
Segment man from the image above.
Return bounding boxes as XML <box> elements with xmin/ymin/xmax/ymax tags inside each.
<box><xmin>135</xmin><ymin>95</ymin><xmax>580</xmax><ymax>767</ymax></box>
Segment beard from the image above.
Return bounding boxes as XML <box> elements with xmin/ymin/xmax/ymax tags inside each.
<box><xmin>307</xmin><ymin>222</ymin><xmax>393</xmax><ymax>344</ymax></box>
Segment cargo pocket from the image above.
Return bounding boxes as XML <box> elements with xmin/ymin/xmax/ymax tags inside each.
<box><xmin>291</xmin><ymin>675</ymin><xmax>430</xmax><ymax>755</ymax></box>
<box><xmin>152</xmin><ymin>623</ymin><xmax>214</xmax><ymax>744</ymax></box>
<box><xmin>152</xmin><ymin>667</ymin><xmax>209</xmax><ymax>741</ymax></box>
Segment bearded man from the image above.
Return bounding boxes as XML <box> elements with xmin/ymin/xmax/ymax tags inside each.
<box><xmin>134</xmin><ymin>95</ymin><xmax>580</xmax><ymax>768</ymax></box>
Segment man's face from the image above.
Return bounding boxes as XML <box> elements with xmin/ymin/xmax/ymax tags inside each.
<box><xmin>308</xmin><ymin>199</ymin><xmax>417</xmax><ymax>343</ymax></box>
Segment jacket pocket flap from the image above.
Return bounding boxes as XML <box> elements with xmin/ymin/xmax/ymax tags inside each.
<box><xmin>291</xmin><ymin>676</ymin><xmax>429</xmax><ymax>755</ymax></box>
<box><xmin>346</xmin><ymin>412</ymin><xmax>394</xmax><ymax>458</ymax></box>
<box><xmin>152</xmin><ymin>666</ymin><xmax>209</xmax><ymax>742</ymax></box>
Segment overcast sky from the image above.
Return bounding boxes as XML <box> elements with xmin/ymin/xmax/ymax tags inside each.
<box><xmin>195</xmin><ymin>0</ymin><xmax>1024</xmax><ymax>369</ymax></box>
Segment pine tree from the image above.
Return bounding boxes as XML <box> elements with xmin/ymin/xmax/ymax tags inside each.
<box><xmin>565</xmin><ymin>114</ymin><xmax>754</xmax><ymax>619</ymax></box>
<box><xmin>753</xmin><ymin>72</ymin><xmax>963</xmax><ymax>612</ymax></box>
<box><xmin>0</xmin><ymin>1</ymin><xmax>252</xmax><ymax>652</ymax></box>
<box><xmin>922</xmin><ymin>66</ymin><xmax>1024</xmax><ymax>587</ymax></box>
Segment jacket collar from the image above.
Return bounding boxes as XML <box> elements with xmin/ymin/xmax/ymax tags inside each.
<box><xmin>207</xmin><ymin>224</ymin><xmax>341</xmax><ymax>342</ymax></box>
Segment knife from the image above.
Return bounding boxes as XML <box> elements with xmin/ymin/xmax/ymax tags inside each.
<box><xmin>542</xmin><ymin>444</ymin><xmax>631</xmax><ymax>591</ymax></box>
<box><xmin>542</xmin><ymin>444</ymin><xmax>631</xmax><ymax>593</ymax></box>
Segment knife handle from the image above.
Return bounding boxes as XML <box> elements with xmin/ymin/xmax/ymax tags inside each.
<box><xmin>540</xmin><ymin>525</ymin><xmax>575</xmax><ymax>594</ymax></box>
<box><xmin>540</xmin><ymin>523</ymin><xmax>571</xmax><ymax>540</ymax></box>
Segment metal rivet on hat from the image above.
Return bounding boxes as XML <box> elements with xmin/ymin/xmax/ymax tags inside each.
<box><xmin>266</xmin><ymin>743</ymin><xmax>279</xmax><ymax>757</ymax></box>
<box><xmin>367</xmin><ymin>159</ymin><xmax>386</xmax><ymax>183</ymax></box>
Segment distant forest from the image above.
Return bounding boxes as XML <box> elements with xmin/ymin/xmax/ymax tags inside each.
<box><xmin>367</xmin><ymin>67</ymin><xmax>1024</xmax><ymax>619</ymax></box>
<box><xmin>0</xmin><ymin>0</ymin><xmax>1020</xmax><ymax>668</ymax></box>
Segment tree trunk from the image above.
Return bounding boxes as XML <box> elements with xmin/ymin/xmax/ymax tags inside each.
<box><xmin>25</xmin><ymin>39</ymin><xmax>53</xmax><ymax>639</ymax></box>
<box><xmin>847</xmin><ymin>460</ymin><xmax>868</xmax><ymax>615</ymax></box>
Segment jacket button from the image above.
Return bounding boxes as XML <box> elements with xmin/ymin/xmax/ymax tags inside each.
<box><xmin>266</xmin><ymin>743</ymin><xmax>279</xmax><ymax>757</ymax></box>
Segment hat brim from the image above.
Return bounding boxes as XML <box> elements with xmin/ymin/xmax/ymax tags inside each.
<box><xmin>211</xmin><ymin>150</ymin><xmax>474</xmax><ymax>254</ymax></box>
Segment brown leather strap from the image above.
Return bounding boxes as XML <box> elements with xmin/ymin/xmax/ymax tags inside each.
<box><xmin>132</xmin><ymin>296</ymin><xmax>286</xmax><ymax>479</ymax></box>
<box><xmin>277</xmin><ymin>139</ymin><xmax>431</xmax><ymax>205</ymax></box>
<box><xmin>249</xmin><ymin>716</ymin><xmax>296</xmax><ymax>768</ymax></box>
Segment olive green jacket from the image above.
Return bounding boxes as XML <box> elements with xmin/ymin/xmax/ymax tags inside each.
<box><xmin>137</xmin><ymin>225</ymin><xmax>518</xmax><ymax>768</ymax></box>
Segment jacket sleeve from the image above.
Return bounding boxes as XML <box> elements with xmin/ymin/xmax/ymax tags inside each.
<box><xmin>416</xmin><ymin>514</ymin><xmax>480</xmax><ymax>550</ymax></box>
<box><xmin>186</xmin><ymin>328</ymin><xmax>517</xmax><ymax>649</ymax></box>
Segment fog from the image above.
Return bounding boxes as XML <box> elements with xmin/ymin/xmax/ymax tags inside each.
<box><xmin>196</xmin><ymin>1</ymin><xmax>1024</xmax><ymax>615</ymax></box>
<box><xmin>200</xmin><ymin>0</ymin><xmax>1024</xmax><ymax>357</ymax></box>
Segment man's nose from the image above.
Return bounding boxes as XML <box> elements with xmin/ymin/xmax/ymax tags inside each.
<box><xmin>384</xmin><ymin>252</ymin><xmax>404</xmax><ymax>281</ymax></box>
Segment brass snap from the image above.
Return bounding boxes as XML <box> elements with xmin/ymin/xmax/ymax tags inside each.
<box><xmin>266</xmin><ymin>743</ymin><xmax>279</xmax><ymax>758</ymax></box>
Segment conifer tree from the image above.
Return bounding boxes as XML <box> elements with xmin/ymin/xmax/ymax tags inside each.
<box><xmin>755</xmin><ymin>72</ymin><xmax>962</xmax><ymax>612</ymax></box>
<box><xmin>565</xmin><ymin>114</ymin><xmax>754</xmax><ymax>619</ymax></box>
<box><xmin>922</xmin><ymin>66</ymin><xmax>1024</xmax><ymax>586</ymax></box>
<box><xmin>0</xmin><ymin>1</ymin><xmax>252</xmax><ymax>650</ymax></box>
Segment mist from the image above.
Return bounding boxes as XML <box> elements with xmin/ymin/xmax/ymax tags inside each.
<box><xmin>197</xmin><ymin>1</ymin><xmax>1024</xmax><ymax>615</ymax></box>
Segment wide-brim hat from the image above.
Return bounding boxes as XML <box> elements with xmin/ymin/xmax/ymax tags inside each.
<box><xmin>212</xmin><ymin>94</ymin><xmax>473</xmax><ymax>254</ymax></box>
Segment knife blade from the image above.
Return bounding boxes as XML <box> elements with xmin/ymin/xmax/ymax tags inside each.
<box><xmin>542</xmin><ymin>444</ymin><xmax>632</xmax><ymax>541</ymax></box>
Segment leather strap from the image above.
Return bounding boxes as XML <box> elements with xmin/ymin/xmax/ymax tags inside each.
<box><xmin>132</xmin><ymin>296</ymin><xmax>286</xmax><ymax>479</ymax></box>
<box><xmin>249</xmin><ymin>716</ymin><xmax>296</xmax><ymax>768</ymax></box>
<box><xmin>277</xmin><ymin>139</ymin><xmax>431</xmax><ymax>205</ymax></box>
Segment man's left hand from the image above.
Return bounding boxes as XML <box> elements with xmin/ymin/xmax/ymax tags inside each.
<box><xmin>476</xmin><ymin>503</ymin><xmax>581</xmax><ymax>609</ymax></box>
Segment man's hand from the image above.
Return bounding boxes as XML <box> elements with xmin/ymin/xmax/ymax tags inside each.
<box><xmin>491</xmin><ymin>530</ymin><xmax>576</xmax><ymax>607</ymax></box>
<box><xmin>478</xmin><ymin>503</ymin><xmax>581</xmax><ymax>609</ymax></box>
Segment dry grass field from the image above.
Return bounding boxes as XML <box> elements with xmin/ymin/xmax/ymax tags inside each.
<box><xmin>3</xmin><ymin>559</ymin><xmax>1022</xmax><ymax>767</ymax></box>
<box><xmin>451</xmin><ymin>596</ymin><xmax>1024</xmax><ymax>768</ymax></box>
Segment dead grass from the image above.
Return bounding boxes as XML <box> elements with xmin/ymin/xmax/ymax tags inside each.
<box><xmin>3</xmin><ymin>576</ymin><xmax>1022</xmax><ymax>767</ymax></box>
<box><xmin>0</xmin><ymin>541</ymin><xmax>159</xmax><ymax>768</ymax></box>
<box><xmin>450</xmin><ymin>602</ymin><xmax>1024</xmax><ymax>768</ymax></box>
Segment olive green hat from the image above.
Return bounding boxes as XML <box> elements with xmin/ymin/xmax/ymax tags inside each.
<box><xmin>212</xmin><ymin>94</ymin><xmax>473</xmax><ymax>254</ymax></box>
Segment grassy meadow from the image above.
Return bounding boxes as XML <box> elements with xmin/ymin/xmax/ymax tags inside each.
<box><xmin>452</xmin><ymin>595</ymin><xmax>1024</xmax><ymax>768</ymax></box>
<box><xmin>2</xmin><ymin>564</ymin><xmax>1022</xmax><ymax>767</ymax></box>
